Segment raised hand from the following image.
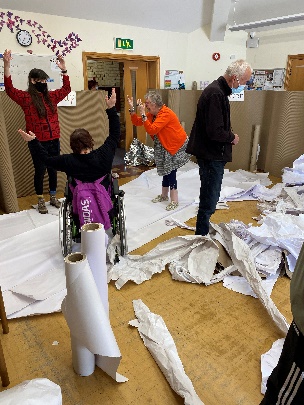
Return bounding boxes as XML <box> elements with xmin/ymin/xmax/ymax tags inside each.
<box><xmin>137</xmin><ymin>99</ymin><xmax>146</xmax><ymax>115</ymax></box>
<box><xmin>18</xmin><ymin>129</ymin><xmax>36</xmax><ymax>142</ymax></box>
<box><xmin>56</xmin><ymin>54</ymin><xmax>66</xmax><ymax>71</ymax></box>
<box><xmin>3</xmin><ymin>49</ymin><xmax>12</xmax><ymax>64</ymax></box>
<box><xmin>105</xmin><ymin>88</ymin><xmax>116</xmax><ymax>109</ymax></box>
<box><xmin>126</xmin><ymin>95</ymin><xmax>134</xmax><ymax>109</ymax></box>
<box><xmin>3</xmin><ymin>49</ymin><xmax>12</xmax><ymax>77</ymax></box>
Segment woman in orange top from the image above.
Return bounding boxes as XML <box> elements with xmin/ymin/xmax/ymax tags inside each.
<box><xmin>127</xmin><ymin>91</ymin><xmax>190</xmax><ymax>210</ymax></box>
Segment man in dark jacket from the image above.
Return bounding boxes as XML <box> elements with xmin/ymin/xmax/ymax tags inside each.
<box><xmin>186</xmin><ymin>59</ymin><xmax>252</xmax><ymax>236</ymax></box>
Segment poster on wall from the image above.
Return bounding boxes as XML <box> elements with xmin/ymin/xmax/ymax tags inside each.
<box><xmin>248</xmin><ymin>68</ymin><xmax>285</xmax><ymax>90</ymax></box>
<box><xmin>164</xmin><ymin>70</ymin><xmax>185</xmax><ymax>89</ymax></box>
<box><xmin>0</xmin><ymin>53</ymin><xmax>62</xmax><ymax>92</ymax></box>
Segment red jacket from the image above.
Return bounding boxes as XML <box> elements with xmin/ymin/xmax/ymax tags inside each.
<box><xmin>4</xmin><ymin>75</ymin><xmax>71</xmax><ymax>141</ymax></box>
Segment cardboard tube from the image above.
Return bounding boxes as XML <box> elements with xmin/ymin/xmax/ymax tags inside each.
<box><xmin>250</xmin><ymin>124</ymin><xmax>261</xmax><ymax>172</ymax></box>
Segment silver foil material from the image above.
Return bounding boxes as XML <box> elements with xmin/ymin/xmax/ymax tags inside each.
<box><xmin>124</xmin><ymin>138</ymin><xmax>155</xmax><ymax>167</ymax></box>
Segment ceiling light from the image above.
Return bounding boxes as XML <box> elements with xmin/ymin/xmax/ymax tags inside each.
<box><xmin>228</xmin><ymin>13</ymin><xmax>304</xmax><ymax>31</ymax></box>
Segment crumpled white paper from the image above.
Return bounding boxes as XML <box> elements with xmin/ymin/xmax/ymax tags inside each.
<box><xmin>247</xmin><ymin>212</ymin><xmax>304</xmax><ymax>260</ymax></box>
<box><xmin>0</xmin><ymin>378</ymin><xmax>62</xmax><ymax>404</ymax></box>
<box><xmin>108</xmin><ymin>235</ymin><xmax>219</xmax><ymax>289</ymax></box>
<box><xmin>211</xmin><ymin>223</ymin><xmax>289</xmax><ymax>334</ymax></box>
<box><xmin>260</xmin><ymin>338</ymin><xmax>285</xmax><ymax>394</ymax></box>
<box><xmin>129</xmin><ymin>300</ymin><xmax>204</xmax><ymax>405</ymax></box>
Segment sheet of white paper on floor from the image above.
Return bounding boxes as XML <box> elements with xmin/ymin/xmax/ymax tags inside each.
<box><xmin>0</xmin><ymin>378</ymin><xmax>62</xmax><ymax>404</ymax></box>
<box><xmin>4</xmin><ymin>267</ymin><xmax>66</xmax><ymax>317</ymax></box>
<box><xmin>223</xmin><ymin>272</ymin><xmax>279</xmax><ymax>298</ymax></box>
<box><xmin>0</xmin><ymin>221</ymin><xmax>64</xmax><ymax>293</ymax></box>
<box><xmin>260</xmin><ymin>338</ymin><xmax>285</xmax><ymax>394</ymax></box>
<box><xmin>8</xmin><ymin>290</ymin><xmax>66</xmax><ymax>319</ymax></box>
<box><xmin>129</xmin><ymin>300</ymin><xmax>204</xmax><ymax>405</ymax></box>
<box><xmin>0</xmin><ymin>209</ymin><xmax>57</xmax><ymax>241</ymax></box>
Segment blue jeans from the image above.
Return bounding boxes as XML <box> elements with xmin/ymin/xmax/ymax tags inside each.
<box><xmin>195</xmin><ymin>159</ymin><xmax>226</xmax><ymax>236</ymax></box>
<box><xmin>28</xmin><ymin>139</ymin><xmax>60</xmax><ymax>195</ymax></box>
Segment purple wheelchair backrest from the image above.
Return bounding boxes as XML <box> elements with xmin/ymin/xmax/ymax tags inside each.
<box><xmin>69</xmin><ymin>176</ymin><xmax>113</xmax><ymax>230</ymax></box>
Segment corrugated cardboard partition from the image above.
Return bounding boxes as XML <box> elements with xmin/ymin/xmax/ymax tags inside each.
<box><xmin>229</xmin><ymin>91</ymin><xmax>267</xmax><ymax>172</ymax></box>
<box><xmin>0</xmin><ymin>94</ymin><xmax>19</xmax><ymax>213</ymax></box>
<box><xmin>262</xmin><ymin>91</ymin><xmax>304</xmax><ymax>177</ymax></box>
<box><xmin>0</xmin><ymin>90</ymin><xmax>109</xmax><ymax>213</ymax></box>
<box><xmin>161</xmin><ymin>89</ymin><xmax>304</xmax><ymax>177</ymax></box>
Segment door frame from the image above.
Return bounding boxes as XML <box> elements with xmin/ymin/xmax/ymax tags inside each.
<box><xmin>82</xmin><ymin>52</ymin><xmax>160</xmax><ymax>149</ymax></box>
<box><xmin>284</xmin><ymin>54</ymin><xmax>304</xmax><ymax>90</ymax></box>
<box><xmin>82</xmin><ymin>52</ymin><xmax>160</xmax><ymax>90</ymax></box>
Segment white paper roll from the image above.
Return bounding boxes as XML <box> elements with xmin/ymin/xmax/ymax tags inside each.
<box><xmin>81</xmin><ymin>223</ymin><xmax>109</xmax><ymax>316</ymax></box>
<box><xmin>62</xmin><ymin>252</ymin><xmax>127</xmax><ymax>382</ymax></box>
<box><xmin>71</xmin><ymin>335</ymin><xmax>95</xmax><ymax>376</ymax></box>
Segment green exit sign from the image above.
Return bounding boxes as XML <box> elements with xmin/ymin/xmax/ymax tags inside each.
<box><xmin>115</xmin><ymin>38</ymin><xmax>133</xmax><ymax>50</ymax></box>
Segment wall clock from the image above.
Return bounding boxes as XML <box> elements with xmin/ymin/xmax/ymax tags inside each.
<box><xmin>16</xmin><ymin>30</ymin><xmax>32</xmax><ymax>47</ymax></box>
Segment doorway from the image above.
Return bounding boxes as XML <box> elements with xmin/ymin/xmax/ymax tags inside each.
<box><xmin>285</xmin><ymin>54</ymin><xmax>304</xmax><ymax>91</ymax></box>
<box><xmin>82</xmin><ymin>52</ymin><xmax>160</xmax><ymax>150</ymax></box>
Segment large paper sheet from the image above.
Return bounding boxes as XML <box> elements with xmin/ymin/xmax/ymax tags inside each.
<box><xmin>129</xmin><ymin>300</ymin><xmax>204</xmax><ymax>405</ymax></box>
<box><xmin>0</xmin><ymin>378</ymin><xmax>62</xmax><ymax>404</ymax></box>
<box><xmin>211</xmin><ymin>223</ymin><xmax>289</xmax><ymax>334</ymax></box>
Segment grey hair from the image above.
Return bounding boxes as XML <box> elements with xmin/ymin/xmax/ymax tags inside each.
<box><xmin>144</xmin><ymin>91</ymin><xmax>163</xmax><ymax>107</ymax></box>
<box><xmin>225</xmin><ymin>59</ymin><xmax>252</xmax><ymax>79</ymax></box>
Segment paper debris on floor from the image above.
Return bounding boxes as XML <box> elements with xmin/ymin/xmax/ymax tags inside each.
<box><xmin>0</xmin><ymin>378</ymin><xmax>62</xmax><ymax>404</ymax></box>
<box><xmin>211</xmin><ymin>223</ymin><xmax>289</xmax><ymax>335</ymax></box>
<box><xmin>108</xmin><ymin>235</ymin><xmax>219</xmax><ymax>289</ymax></box>
<box><xmin>260</xmin><ymin>338</ymin><xmax>285</xmax><ymax>394</ymax></box>
<box><xmin>129</xmin><ymin>299</ymin><xmax>204</xmax><ymax>405</ymax></box>
<box><xmin>282</xmin><ymin>154</ymin><xmax>304</xmax><ymax>185</ymax></box>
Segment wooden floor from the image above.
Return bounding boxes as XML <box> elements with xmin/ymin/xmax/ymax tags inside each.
<box><xmin>0</xmin><ymin>167</ymin><xmax>291</xmax><ymax>404</ymax></box>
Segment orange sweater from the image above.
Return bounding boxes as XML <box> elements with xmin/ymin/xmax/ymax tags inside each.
<box><xmin>130</xmin><ymin>105</ymin><xmax>187</xmax><ymax>155</ymax></box>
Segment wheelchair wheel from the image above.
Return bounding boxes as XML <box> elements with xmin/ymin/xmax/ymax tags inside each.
<box><xmin>59</xmin><ymin>198</ymin><xmax>73</xmax><ymax>257</ymax></box>
<box><xmin>117</xmin><ymin>190</ymin><xmax>128</xmax><ymax>256</ymax></box>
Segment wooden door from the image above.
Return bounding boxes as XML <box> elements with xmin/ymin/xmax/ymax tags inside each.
<box><xmin>285</xmin><ymin>54</ymin><xmax>304</xmax><ymax>91</ymax></box>
<box><xmin>124</xmin><ymin>61</ymin><xmax>148</xmax><ymax>149</ymax></box>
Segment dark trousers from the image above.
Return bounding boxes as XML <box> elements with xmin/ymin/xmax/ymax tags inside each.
<box><xmin>195</xmin><ymin>159</ymin><xmax>226</xmax><ymax>236</ymax></box>
<box><xmin>261</xmin><ymin>321</ymin><xmax>304</xmax><ymax>405</ymax></box>
<box><xmin>28</xmin><ymin>139</ymin><xmax>60</xmax><ymax>195</ymax></box>
<box><xmin>162</xmin><ymin>169</ymin><xmax>177</xmax><ymax>190</ymax></box>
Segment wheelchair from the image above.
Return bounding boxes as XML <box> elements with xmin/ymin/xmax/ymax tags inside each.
<box><xmin>59</xmin><ymin>173</ymin><xmax>127</xmax><ymax>260</ymax></box>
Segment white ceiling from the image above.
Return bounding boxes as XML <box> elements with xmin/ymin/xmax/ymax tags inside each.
<box><xmin>1</xmin><ymin>0</ymin><xmax>304</xmax><ymax>38</ymax></box>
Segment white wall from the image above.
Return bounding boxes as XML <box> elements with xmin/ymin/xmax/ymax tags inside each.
<box><xmin>2</xmin><ymin>8</ymin><xmax>303</xmax><ymax>90</ymax></box>
<box><xmin>186</xmin><ymin>27</ymin><xmax>248</xmax><ymax>87</ymax></box>
<box><xmin>1</xmin><ymin>9</ymin><xmax>188</xmax><ymax>91</ymax></box>
<box><xmin>246</xmin><ymin>25</ymin><xmax>304</xmax><ymax>69</ymax></box>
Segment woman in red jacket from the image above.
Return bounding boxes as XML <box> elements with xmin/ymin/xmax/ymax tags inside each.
<box><xmin>127</xmin><ymin>91</ymin><xmax>190</xmax><ymax>211</ymax></box>
<box><xmin>3</xmin><ymin>49</ymin><xmax>71</xmax><ymax>214</ymax></box>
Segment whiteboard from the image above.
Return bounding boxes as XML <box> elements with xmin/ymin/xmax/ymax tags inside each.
<box><xmin>0</xmin><ymin>53</ymin><xmax>62</xmax><ymax>91</ymax></box>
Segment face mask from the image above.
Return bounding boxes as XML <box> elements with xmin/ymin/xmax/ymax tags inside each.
<box><xmin>34</xmin><ymin>82</ymin><xmax>47</xmax><ymax>93</ymax></box>
<box><xmin>231</xmin><ymin>85</ymin><xmax>245</xmax><ymax>94</ymax></box>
